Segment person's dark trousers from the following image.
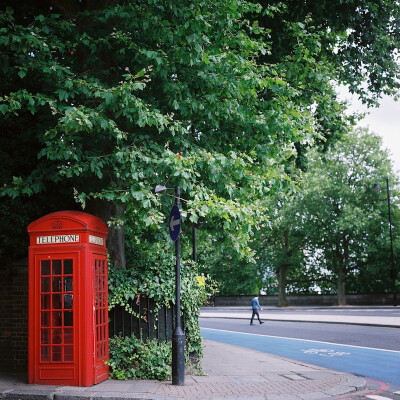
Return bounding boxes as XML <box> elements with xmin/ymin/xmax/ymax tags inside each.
<box><xmin>250</xmin><ymin>309</ymin><xmax>263</xmax><ymax>324</ymax></box>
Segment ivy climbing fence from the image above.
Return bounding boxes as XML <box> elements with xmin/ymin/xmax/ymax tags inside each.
<box><xmin>109</xmin><ymin>294</ymin><xmax>184</xmax><ymax>342</ymax></box>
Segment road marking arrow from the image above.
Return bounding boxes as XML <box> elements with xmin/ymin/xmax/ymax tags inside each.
<box><xmin>170</xmin><ymin>215</ymin><xmax>180</xmax><ymax>231</ymax></box>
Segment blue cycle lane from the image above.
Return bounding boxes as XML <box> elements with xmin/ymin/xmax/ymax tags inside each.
<box><xmin>201</xmin><ymin>327</ymin><xmax>400</xmax><ymax>388</ymax></box>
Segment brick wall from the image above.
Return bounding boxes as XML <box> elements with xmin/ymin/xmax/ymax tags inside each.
<box><xmin>214</xmin><ymin>293</ymin><xmax>395</xmax><ymax>307</ymax></box>
<box><xmin>0</xmin><ymin>259</ymin><xmax>28</xmax><ymax>372</ymax></box>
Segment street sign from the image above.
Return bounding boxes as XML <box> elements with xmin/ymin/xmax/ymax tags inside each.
<box><xmin>169</xmin><ymin>205</ymin><xmax>181</xmax><ymax>241</ymax></box>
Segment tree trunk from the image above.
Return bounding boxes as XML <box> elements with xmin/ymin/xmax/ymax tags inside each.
<box><xmin>278</xmin><ymin>264</ymin><xmax>288</xmax><ymax>307</ymax></box>
<box><xmin>336</xmin><ymin>239</ymin><xmax>347</xmax><ymax>306</ymax></box>
<box><xmin>278</xmin><ymin>229</ymin><xmax>291</xmax><ymax>307</ymax></box>
<box><xmin>86</xmin><ymin>199</ymin><xmax>126</xmax><ymax>269</ymax></box>
<box><xmin>338</xmin><ymin>235</ymin><xmax>349</xmax><ymax>306</ymax></box>
<box><xmin>337</xmin><ymin>264</ymin><xmax>346</xmax><ymax>305</ymax></box>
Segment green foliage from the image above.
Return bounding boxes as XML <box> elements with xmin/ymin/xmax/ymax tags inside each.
<box><xmin>107</xmin><ymin>335</ymin><xmax>171</xmax><ymax>380</ymax></box>
<box><xmin>108</xmin><ymin>252</ymin><xmax>208</xmax><ymax>359</ymax></box>
<box><xmin>205</xmin><ymin>252</ymin><xmax>264</xmax><ymax>296</ymax></box>
<box><xmin>255</xmin><ymin>0</ymin><xmax>400</xmax><ymax>106</ymax></box>
<box><xmin>0</xmin><ymin>0</ymin><xmax>364</xmax><ymax>264</ymax></box>
<box><xmin>260</xmin><ymin>128</ymin><xmax>400</xmax><ymax>303</ymax></box>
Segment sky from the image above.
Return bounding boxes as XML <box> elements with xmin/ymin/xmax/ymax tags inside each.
<box><xmin>337</xmin><ymin>88</ymin><xmax>400</xmax><ymax>173</ymax></box>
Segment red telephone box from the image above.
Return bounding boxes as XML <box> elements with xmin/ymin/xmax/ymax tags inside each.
<box><xmin>28</xmin><ymin>211</ymin><xmax>109</xmax><ymax>386</ymax></box>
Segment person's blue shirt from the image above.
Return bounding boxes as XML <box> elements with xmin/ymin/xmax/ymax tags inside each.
<box><xmin>252</xmin><ymin>297</ymin><xmax>261</xmax><ymax>310</ymax></box>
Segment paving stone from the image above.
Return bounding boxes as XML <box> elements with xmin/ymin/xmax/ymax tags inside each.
<box><xmin>323</xmin><ymin>384</ymin><xmax>357</xmax><ymax>396</ymax></box>
<box><xmin>54</xmin><ymin>392</ymin><xmax>92</xmax><ymax>400</ymax></box>
<box><xmin>3</xmin><ymin>389</ymin><xmax>55</xmax><ymax>400</ymax></box>
<box><xmin>91</xmin><ymin>392</ymin><xmax>168</xmax><ymax>400</ymax></box>
<box><xmin>190</xmin><ymin>375</ymin><xmax>232</xmax><ymax>383</ymax></box>
<box><xmin>298</xmin><ymin>371</ymin><xmax>342</xmax><ymax>380</ymax></box>
<box><xmin>282</xmin><ymin>374</ymin><xmax>307</xmax><ymax>381</ymax></box>
<box><xmin>298</xmin><ymin>391</ymin><xmax>327</xmax><ymax>400</ymax></box>
<box><xmin>54</xmin><ymin>386</ymin><xmax>90</xmax><ymax>392</ymax></box>
<box><xmin>229</xmin><ymin>375</ymin><xmax>267</xmax><ymax>382</ymax></box>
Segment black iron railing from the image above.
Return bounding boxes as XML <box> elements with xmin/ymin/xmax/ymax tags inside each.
<box><xmin>109</xmin><ymin>294</ymin><xmax>183</xmax><ymax>342</ymax></box>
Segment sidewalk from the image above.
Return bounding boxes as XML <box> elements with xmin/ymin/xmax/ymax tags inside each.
<box><xmin>0</xmin><ymin>339</ymin><xmax>373</xmax><ymax>400</ymax></box>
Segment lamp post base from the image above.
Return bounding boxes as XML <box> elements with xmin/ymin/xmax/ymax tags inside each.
<box><xmin>172</xmin><ymin>327</ymin><xmax>185</xmax><ymax>386</ymax></box>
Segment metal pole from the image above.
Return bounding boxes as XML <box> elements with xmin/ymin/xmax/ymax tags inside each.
<box><xmin>172</xmin><ymin>186</ymin><xmax>185</xmax><ymax>385</ymax></box>
<box><xmin>386</xmin><ymin>178</ymin><xmax>397</xmax><ymax>306</ymax></box>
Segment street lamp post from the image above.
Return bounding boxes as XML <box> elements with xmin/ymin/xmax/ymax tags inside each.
<box><xmin>374</xmin><ymin>178</ymin><xmax>397</xmax><ymax>306</ymax></box>
<box><xmin>154</xmin><ymin>185</ymin><xmax>185</xmax><ymax>385</ymax></box>
<box><xmin>385</xmin><ymin>178</ymin><xmax>397</xmax><ymax>307</ymax></box>
<box><xmin>171</xmin><ymin>186</ymin><xmax>185</xmax><ymax>385</ymax></box>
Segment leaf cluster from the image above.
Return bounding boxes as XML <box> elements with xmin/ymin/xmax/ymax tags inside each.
<box><xmin>107</xmin><ymin>335</ymin><xmax>172</xmax><ymax>380</ymax></box>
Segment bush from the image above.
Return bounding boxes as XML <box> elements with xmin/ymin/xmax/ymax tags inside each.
<box><xmin>108</xmin><ymin>335</ymin><xmax>172</xmax><ymax>381</ymax></box>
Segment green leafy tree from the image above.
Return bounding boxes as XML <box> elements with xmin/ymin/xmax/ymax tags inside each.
<box><xmin>0</xmin><ymin>0</ymin><xmax>309</xmax><ymax>265</ymax></box>
<box><xmin>258</xmin><ymin>195</ymin><xmax>307</xmax><ymax>306</ymax></box>
<box><xmin>292</xmin><ymin>128</ymin><xmax>399</xmax><ymax>305</ymax></box>
<box><xmin>254</xmin><ymin>0</ymin><xmax>400</xmax><ymax>105</ymax></box>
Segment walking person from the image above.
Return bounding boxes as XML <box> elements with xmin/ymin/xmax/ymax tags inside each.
<box><xmin>250</xmin><ymin>294</ymin><xmax>264</xmax><ymax>325</ymax></box>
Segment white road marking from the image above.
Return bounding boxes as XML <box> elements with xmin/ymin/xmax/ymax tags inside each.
<box><xmin>301</xmin><ymin>348</ymin><xmax>350</xmax><ymax>357</ymax></box>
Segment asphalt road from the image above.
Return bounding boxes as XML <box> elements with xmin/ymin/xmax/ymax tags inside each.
<box><xmin>199</xmin><ymin>317</ymin><xmax>400</xmax><ymax>351</ymax></box>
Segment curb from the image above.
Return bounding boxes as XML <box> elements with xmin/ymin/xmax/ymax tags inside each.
<box><xmin>199</xmin><ymin>314</ymin><xmax>400</xmax><ymax>328</ymax></box>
